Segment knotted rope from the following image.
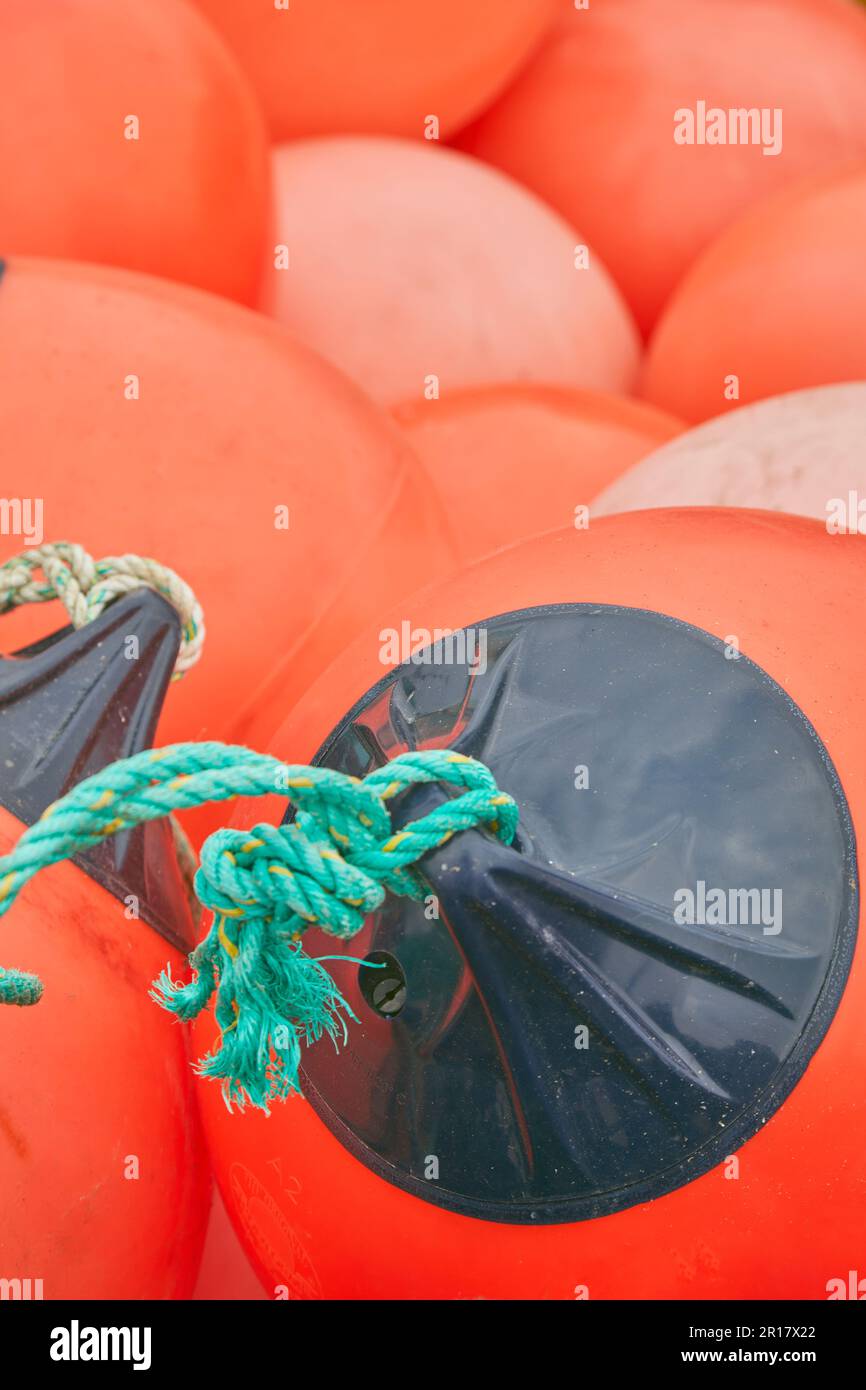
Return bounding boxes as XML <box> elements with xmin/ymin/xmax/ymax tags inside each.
<box><xmin>0</xmin><ymin>742</ymin><xmax>518</xmax><ymax>1110</ymax></box>
<box><xmin>0</xmin><ymin>541</ymin><xmax>205</xmax><ymax>677</ymax></box>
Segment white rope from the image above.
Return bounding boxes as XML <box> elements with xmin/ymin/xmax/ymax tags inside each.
<box><xmin>0</xmin><ymin>541</ymin><xmax>205</xmax><ymax>678</ymax></box>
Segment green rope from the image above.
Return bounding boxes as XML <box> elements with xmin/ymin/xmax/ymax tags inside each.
<box><xmin>0</xmin><ymin>742</ymin><xmax>518</xmax><ymax>1110</ymax></box>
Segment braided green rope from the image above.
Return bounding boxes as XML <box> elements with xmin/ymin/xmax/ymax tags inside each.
<box><xmin>0</xmin><ymin>541</ymin><xmax>205</xmax><ymax>677</ymax></box>
<box><xmin>0</xmin><ymin>742</ymin><xmax>518</xmax><ymax>1110</ymax></box>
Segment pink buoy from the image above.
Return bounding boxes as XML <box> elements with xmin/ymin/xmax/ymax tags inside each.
<box><xmin>259</xmin><ymin>138</ymin><xmax>640</xmax><ymax>408</ymax></box>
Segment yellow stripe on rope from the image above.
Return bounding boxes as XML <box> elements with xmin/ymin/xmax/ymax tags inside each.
<box><xmin>218</xmin><ymin>916</ymin><xmax>239</xmax><ymax>960</ymax></box>
<box><xmin>382</xmin><ymin>830</ymin><xmax>411</xmax><ymax>854</ymax></box>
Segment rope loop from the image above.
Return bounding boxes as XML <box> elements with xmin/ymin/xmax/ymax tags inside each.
<box><xmin>0</xmin><ymin>541</ymin><xmax>204</xmax><ymax>677</ymax></box>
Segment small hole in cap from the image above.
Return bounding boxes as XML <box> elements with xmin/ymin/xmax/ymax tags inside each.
<box><xmin>359</xmin><ymin>950</ymin><xmax>407</xmax><ymax>1018</ymax></box>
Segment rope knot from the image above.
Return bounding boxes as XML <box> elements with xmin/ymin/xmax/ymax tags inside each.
<box><xmin>0</xmin><ymin>541</ymin><xmax>204</xmax><ymax>677</ymax></box>
<box><xmin>0</xmin><ymin>742</ymin><xmax>519</xmax><ymax>1111</ymax></box>
<box><xmin>196</xmin><ymin>822</ymin><xmax>385</xmax><ymax>941</ymax></box>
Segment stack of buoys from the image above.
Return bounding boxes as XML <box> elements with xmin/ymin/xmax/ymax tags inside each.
<box><xmin>461</xmin><ymin>0</ymin><xmax>866</xmax><ymax>334</ymax></box>
<box><xmin>0</xmin><ymin>259</ymin><xmax>453</xmax><ymax>762</ymax></box>
<box><xmin>2</xmin><ymin>0</ymin><xmax>866</xmax><ymax>1304</ymax></box>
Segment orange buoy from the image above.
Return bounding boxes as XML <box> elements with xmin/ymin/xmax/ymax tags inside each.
<box><xmin>640</xmin><ymin>168</ymin><xmax>866</xmax><ymax>423</ymax></box>
<box><xmin>192</xmin><ymin>1192</ymin><xmax>266</xmax><ymax>1303</ymax></box>
<box><xmin>0</xmin><ymin>0</ymin><xmax>268</xmax><ymax>303</ymax></box>
<box><xmin>461</xmin><ymin>0</ymin><xmax>866</xmax><ymax>334</ymax></box>
<box><xmin>191</xmin><ymin>0</ymin><xmax>559</xmax><ymax>142</ymax></box>
<box><xmin>195</xmin><ymin>509</ymin><xmax>866</xmax><ymax>1298</ymax></box>
<box><xmin>392</xmin><ymin>386</ymin><xmax>683</xmax><ymax>563</ymax></box>
<box><xmin>0</xmin><ymin>586</ymin><xmax>209</xmax><ymax>1298</ymax></box>
<box><xmin>595</xmin><ymin>384</ymin><xmax>866</xmax><ymax>522</ymax></box>
<box><xmin>0</xmin><ymin>258</ymin><xmax>453</xmax><ymax>778</ymax></box>
<box><xmin>259</xmin><ymin>138</ymin><xmax>640</xmax><ymax>407</ymax></box>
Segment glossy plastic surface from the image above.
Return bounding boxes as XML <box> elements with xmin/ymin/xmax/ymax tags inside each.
<box><xmin>300</xmin><ymin>605</ymin><xmax>855</xmax><ymax>1222</ymax></box>
<box><xmin>0</xmin><ymin>591</ymin><xmax>194</xmax><ymax>953</ymax></box>
<box><xmin>0</xmin><ymin>0</ymin><xmax>268</xmax><ymax>302</ymax></box>
<box><xmin>196</xmin><ymin>509</ymin><xmax>866</xmax><ymax>1299</ymax></box>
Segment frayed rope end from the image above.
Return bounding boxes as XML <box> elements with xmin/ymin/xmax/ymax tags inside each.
<box><xmin>151</xmin><ymin>925</ymin><xmax>358</xmax><ymax>1114</ymax></box>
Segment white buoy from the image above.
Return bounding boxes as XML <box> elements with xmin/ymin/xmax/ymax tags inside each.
<box><xmin>594</xmin><ymin>383</ymin><xmax>866</xmax><ymax>527</ymax></box>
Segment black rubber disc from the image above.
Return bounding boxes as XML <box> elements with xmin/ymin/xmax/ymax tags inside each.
<box><xmin>294</xmin><ymin>605</ymin><xmax>857</xmax><ymax>1224</ymax></box>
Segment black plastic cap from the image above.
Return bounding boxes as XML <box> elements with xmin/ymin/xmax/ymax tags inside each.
<box><xmin>0</xmin><ymin>591</ymin><xmax>196</xmax><ymax>953</ymax></box>
<box><xmin>295</xmin><ymin>605</ymin><xmax>857</xmax><ymax>1224</ymax></box>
